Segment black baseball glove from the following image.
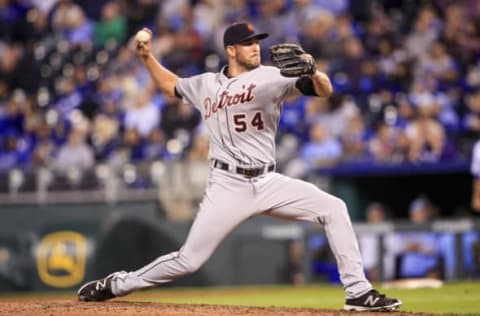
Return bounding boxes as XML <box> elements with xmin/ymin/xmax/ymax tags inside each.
<box><xmin>269</xmin><ymin>43</ymin><xmax>316</xmax><ymax>77</ymax></box>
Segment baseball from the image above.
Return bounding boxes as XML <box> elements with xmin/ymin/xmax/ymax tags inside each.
<box><xmin>135</xmin><ymin>29</ymin><xmax>150</xmax><ymax>43</ymax></box>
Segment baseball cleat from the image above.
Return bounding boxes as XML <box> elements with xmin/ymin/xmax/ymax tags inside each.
<box><xmin>344</xmin><ymin>289</ymin><xmax>402</xmax><ymax>312</ymax></box>
<box><xmin>77</xmin><ymin>273</ymin><xmax>118</xmax><ymax>302</ymax></box>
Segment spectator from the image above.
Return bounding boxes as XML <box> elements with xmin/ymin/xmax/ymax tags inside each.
<box><xmin>462</xmin><ymin>228</ymin><xmax>480</xmax><ymax>278</ymax></box>
<box><xmin>0</xmin><ymin>90</ymin><xmax>25</xmax><ymax>136</ymax></box>
<box><xmin>300</xmin><ymin>122</ymin><xmax>343</xmax><ymax>169</ymax></box>
<box><xmin>358</xmin><ymin>202</ymin><xmax>390</xmax><ymax>282</ymax></box>
<box><xmin>394</xmin><ymin>94</ymin><xmax>415</xmax><ymax>125</ymax></box>
<box><xmin>392</xmin><ymin>196</ymin><xmax>446</xmax><ymax>280</ymax></box>
<box><xmin>143</xmin><ymin>128</ymin><xmax>166</xmax><ymax>162</ymax></box>
<box><xmin>277</xmin><ymin>93</ymin><xmax>308</xmax><ymax>139</ymax></box>
<box><xmin>191</xmin><ymin>0</ymin><xmax>224</xmax><ymax>41</ymax></box>
<box><xmin>314</xmin><ymin>0</ymin><xmax>349</xmax><ymax>16</ymax></box>
<box><xmin>282</xmin><ymin>0</ymin><xmax>315</xmax><ymax>42</ymax></box>
<box><xmin>51</xmin><ymin>2</ymin><xmax>94</xmax><ymax>47</ymax></box>
<box><xmin>284</xmin><ymin>121</ymin><xmax>342</xmax><ymax>178</ymax></box>
<box><xmin>125</xmin><ymin>0</ymin><xmax>159</xmax><ymax>36</ymax></box>
<box><xmin>120</xmin><ymin>128</ymin><xmax>145</xmax><ymax>163</ymax></box>
<box><xmin>222</xmin><ymin>0</ymin><xmax>250</xmax><ymax>24</ymax></box>
<box><xmin>375</xmin><ymin>37</ymin><xmax>411</xmax><ymax>94</ymax></box>
<box><xmin>93</xmin><ymin>1</ymin><xmax>127</xmax><ymax>48</ymax></box>
<box><xmin>330</xmin><ymin>37</ymin><xmax>368</xmax><ymax>96</ymax></box>
<box><xmin>408</xmin><ymin>78</ymin><xmax>459</xmax><ymax>134</ymax></box>
<box><xmin>362</xmin><ymin>9</ymin><xmax>393</xmax><ymax>57</ymax></box>
<box><xmin>440</xmin><ymin>3</ymin><xmax>480</xmax><ymax>70</ymax></box>
<box><xmin>415</xmin><ymin>41</ymin><xmax>458</xmax><ymax>85</ymax></box>
<box><xmin>462</xmin><ymin>90</ymin><xmax>480</xmax><ymax>137</ymax></box>
<box><xmin>160</xmin><ymin>5</ymin><xmax>204</xmax><ymax>76</ymax></box>
<box><xmin>331</xmin><ymin>14</ymin><xmax>356</xmax><ymax>56</ymax></box>
<box><xmin>471</xmin><ymin>140</ymin><xmax>480</xmax><ymax>212</ymax></box>
<box><xmin>160</xmin><ymin>96</ymin><xmax>201</xmax><ymax>143</ymax></box>
<box><xmin>55</xmin><ymin>128</ymin><xmax>94</xmax><ymax>174</ymax></box>
<box><xmin>404</xmin><ymin>6</ymin><xmax>441</xmax><ymax>60</ymax></box>
<box><xmin>0</xmin><ymin>44</ymin><xmax>30</xmax><ymax>93</ymax></box>
<box><xmin>253</xmin><ymin>0</ymin><xmax>288</xmax><ymax>57</ymax></box>
<box><xmin>299</xmin><ymin>9</ymin><xmax>335</xmax><ymax>59</ymax></box>
<box><xmin>305</xmin><ymin>94</ymin><xmax>357</xmax><ymax>138</ymax></box>
<box><xmin>90</xmin><ymin>113</ymin><xmax>120</xmax><ymax>161</ymax></box>
<box><xmin>54</xmin><ymin>77</ymin><xmax>84</xmax><ymax>117</ymax></box>
<box><xmin>368</xmin><ymin>121</ymin><xmax>408</xmax><ymax>163</ymax></box>
<box><xmin>0</xmin><ymin>132</ymin><xmax>30</xmax><ymax>171</ymax></box>
<box><xmin>404</xmin><ymin>99</ymin><xmax>446</xmax><ymax>162</ymax></box>
<box><xmin>30</xmin><ymin>120</ymin><xmax>57</xmax><ymax>168</ymax></box>
<box><xmin>341</xmin><ymin>113</ymin><xmax>370</xmax><ymax>162</ymax></box>
<box><xmin>124</xmin><ymin>90</ymin><xmax>160</xmax><ymax>138</ymax></box>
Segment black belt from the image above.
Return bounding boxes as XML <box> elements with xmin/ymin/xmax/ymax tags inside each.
<box><xmin>213</xmin><ymin>160</ymin><xmax>275</xmax><ymax>178</ymax></box>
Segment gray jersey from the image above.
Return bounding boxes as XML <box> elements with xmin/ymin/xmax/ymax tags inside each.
<box><xmin>98</xmin><ymin>66</ymin><xmax>375</xmax><ymax>303</ymax></box>
<box><xmin>176</xmin><ymin>65</ymin><xmax>298</xmax><ymax>167</ymax></box>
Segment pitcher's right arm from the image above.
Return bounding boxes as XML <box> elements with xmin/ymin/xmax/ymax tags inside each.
<box><xmin>135</xmin><ymin>28</ymin><xmax>178</xmax><ymax>98</ymax></box>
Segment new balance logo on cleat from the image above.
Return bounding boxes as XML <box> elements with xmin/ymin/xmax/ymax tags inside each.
<box><xmin>96</xmin><ymin>279</ymin><xmax>107</xmax><ymax>291</ymax></box>
<box><xmin>78</xmin><ymin>273</ymin><xmax>118</xmax><ymax>302</ymax></box>
<box><xmin>344</xmin><ymin>289</ymin><xmax>402</xmax><ymax>312</ymax></box>
<box><xmin>364</xmin><ymin>295</ymin><xmax>380</xmax><ymax>306</ymax></box>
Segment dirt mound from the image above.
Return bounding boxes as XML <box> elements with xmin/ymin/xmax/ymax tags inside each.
<box><xmin>0</xmin><ymin>299</ymin><xmax>431</xmax><ymax>316</ymax></box>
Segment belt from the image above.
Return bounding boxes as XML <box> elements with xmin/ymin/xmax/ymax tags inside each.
<box><xmin>213</xmin><ymin>160</ymin><xmax>275</xmax><ymax>178</ymax></box>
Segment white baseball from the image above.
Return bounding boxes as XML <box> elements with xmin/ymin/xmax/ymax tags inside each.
<box><xmin>135</xmin><ymin>30</ymin><xmax>150</xmax><ymax>43</ymax></box>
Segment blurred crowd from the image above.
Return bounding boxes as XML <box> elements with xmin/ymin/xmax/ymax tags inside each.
<box><xmin>1</xmin><ymin>0</ymin><xmax>479</xmax><ymax>281</ymax></box>
<box><xmin>1</xmin><ymin>0</ymin><xmax>480</xmax><ymax>182</ymax></box>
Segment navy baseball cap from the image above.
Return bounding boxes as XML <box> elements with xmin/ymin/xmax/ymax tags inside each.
<box><xmin>223</xmin><ymin>22</ymin><xmax>269</xmax><ymax>47</ymax></box>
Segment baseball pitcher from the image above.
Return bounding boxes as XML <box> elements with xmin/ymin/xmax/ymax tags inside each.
<box><xmin>78</xmin><ymin>22</ymin><xmax>401</xmax><ymax>312</ymax></box>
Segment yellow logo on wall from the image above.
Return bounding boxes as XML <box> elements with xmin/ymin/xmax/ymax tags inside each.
<box><xmin>36</xmin><ymin>231</ymin><xmax>87</xmax><ymax>288</ymax></box>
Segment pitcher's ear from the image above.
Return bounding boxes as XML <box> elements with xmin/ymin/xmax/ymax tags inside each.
<box><xmin>225</xmin><ymin>45</ymin><xmax>236</xmax><ymax>58</ymax></box>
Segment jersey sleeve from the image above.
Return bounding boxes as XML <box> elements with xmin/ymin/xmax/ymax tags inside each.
<box><xmin>175</xmin><ymin>75</ymin><xmax>205</xmax><ymax>111</ymax></box>
<box><xmin>266</xmin><ymin>66</ymin><xmax>300</xmax><ymax>99</ymax></box>
<box><xmin>283</xmin><ymin>76</ymin><xmax>301</xmax><ymax>98</ymax></box>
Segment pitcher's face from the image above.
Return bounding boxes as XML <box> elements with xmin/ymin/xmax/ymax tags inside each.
<box><xmin>233</xmin><ymin>39</ymin><xmax>261</xmax><ymax>70</ymax></box>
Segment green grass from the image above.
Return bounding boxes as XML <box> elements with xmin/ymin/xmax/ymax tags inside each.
<box><xmin>1</xmin><ymin>281</ymin><xmax>480</xmax><ymax>314</ymax></box>
<box><xmin>129</xmin><ymin>281</ymin><xmax>480</xmax><ymax>314</ymax></box>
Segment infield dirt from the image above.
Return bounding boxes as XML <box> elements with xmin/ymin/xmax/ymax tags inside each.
<box><xmin>0</xmin><ymin>299</ymin><xmax>435</xmax><ymax>316</ymax></box>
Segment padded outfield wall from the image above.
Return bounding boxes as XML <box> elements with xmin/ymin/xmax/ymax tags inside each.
<box><xmin>0</xmin><ymin>201</ymin><xmax>479</xmax><ymax>293</ymax></box>
<box><xmin>0</xmin><ymin>201</ymin><xmax>301</xmax><ymax>292</ymax></box>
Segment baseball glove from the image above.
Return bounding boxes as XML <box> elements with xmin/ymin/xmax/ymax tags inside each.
<box><xmin>269</xmin><ymin>43</ymin><xmax>316</xmax><ymax>77</ymax></box>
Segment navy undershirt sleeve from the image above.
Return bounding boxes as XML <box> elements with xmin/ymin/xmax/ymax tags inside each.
<box><xmin>295</xmin><ymin>77</ymin><xmax>317</xmax><ymax>96</ymax></box>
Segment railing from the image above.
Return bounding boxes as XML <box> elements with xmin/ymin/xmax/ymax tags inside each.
<box><xmin>316</xmin><ymin>160</ymin><xmax>471</xmax><ymax>177</ymax></box>
<box><xmin>1</xmin><ymin>159</ymin><xmax>472</xmax><ymax>200</ymax></box>
<box><xmin>0</xmin><ymin>161</ymin><xmax>210</xmax><ymax>221</ymax></box>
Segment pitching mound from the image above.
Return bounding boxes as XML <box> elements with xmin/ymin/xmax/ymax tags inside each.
<box><xmin>0</xmin><ymin>299</ymin><xmax>432</xmax><ymax>316</ymax></box>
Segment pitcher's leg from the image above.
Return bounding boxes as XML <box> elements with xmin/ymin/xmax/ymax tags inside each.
<box><xmin>258</xmin><ymin>174</ymin><xmax>371</xmax><ymax>299</ymax></box>
<box><xmin>112</xmin><ymin>179</ymin><xmax>255</xmax><ymax>296</ymax></box>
